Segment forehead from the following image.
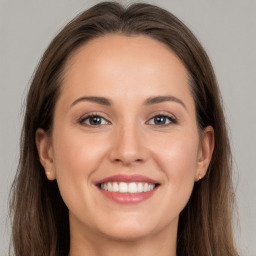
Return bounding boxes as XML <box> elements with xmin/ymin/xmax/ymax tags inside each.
<box><xmin>65</xmin><ymin>34</ymin><xmax>188</xmax><ymax>80</ymax></box>
<box><xmin>59</xmin><ymin>34</ymin><xmax>193</xmax><ymax>108</ymax></box>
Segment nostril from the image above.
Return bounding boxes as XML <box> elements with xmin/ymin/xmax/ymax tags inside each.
<box><xmin>113</xmin><ymin>157</ymin><xmax>143</xmax><ymax>165</ymax></box>
<box><xmin>109</xmin><ymin>138</ymin><xmax>148</xmax><ymax>165</ymax></box>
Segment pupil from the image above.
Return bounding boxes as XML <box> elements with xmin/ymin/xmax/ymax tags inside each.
<box><xmin>90</xmin><ymin>116</ymin><xmax>101</xmax><ymax>125</ymax></box>
<box><xmin>155</xmin><ymin>116</ymin><xmax>166</xmax><ymax>124</ymax></box>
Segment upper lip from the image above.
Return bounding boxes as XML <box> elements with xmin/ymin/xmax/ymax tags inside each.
<box><xmin>95</xmin><ymin>174</ymin><xmax>159</xmax><ymax>185</ymax></box>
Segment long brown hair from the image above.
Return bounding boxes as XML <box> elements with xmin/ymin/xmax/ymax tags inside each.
<box><xmin>10</xmin><ymin>2</ymin><xmax>239</xmax><ymax>256</ymax></box>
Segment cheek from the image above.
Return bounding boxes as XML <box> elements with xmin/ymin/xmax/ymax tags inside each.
<box><xmin>151</xmin><ymin>132</ymin><xmax>199</xmax><ymax>207</ymax></box>
<box><xmin>51</xmin><ymin>128</ymin><xmax>109</xmax><ymax>208</ymax></box>
<box><xmin>53</xmin><ymin>128</ymin><xmax>108</xmax><ymax>177</ymax></box>
<box><xmin>152</xmin><ymin>131</ymin><xmax>199</xmax><ymax>173</ymax></box>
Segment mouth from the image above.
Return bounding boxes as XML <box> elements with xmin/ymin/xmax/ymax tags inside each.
<box><xmin>95</xmin><ymin>175</ymin><xmax>160</xmax><ymax>204</ymax></box>
<box><xmin>98</xmin><ymin>181</ymin><xmax>158</xmax><ymax>193</ymax></box>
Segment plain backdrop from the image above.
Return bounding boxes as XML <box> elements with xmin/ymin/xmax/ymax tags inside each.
<box><xmin>0</xmin><ymin>0</ymin><xmax>255</xmax><ymax>255</ymax></box>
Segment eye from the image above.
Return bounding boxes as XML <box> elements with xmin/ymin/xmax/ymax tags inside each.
<box><xmin>148</xmin><ymin>115</ymin><xmax>176</xmax><ymax>126</ymax></box>
<box><xmin>80</xmin><ymin>115</ymin><xmax>109</xmax><ymax>126</ymax></box>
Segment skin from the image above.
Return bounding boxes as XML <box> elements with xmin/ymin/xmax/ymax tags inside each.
<box><xmin>36</xmin><ymin>34</ymin><xmax>214</xmax><ymax>256</ymax></box>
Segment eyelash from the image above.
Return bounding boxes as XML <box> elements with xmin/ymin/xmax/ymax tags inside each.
<box><xmin>79</xmin><ymin>113</ymin><xmax>110</xmax><ymax>127</ymax></box>
<box><xmin>79</xmin><ymin>112</ymin><xmax>177</xmax><ymax>127</ymax></box>
<box><xmin>147</xmin><ymin>113</ymin><xmax>177</xmax><ymax>126</ymax></box>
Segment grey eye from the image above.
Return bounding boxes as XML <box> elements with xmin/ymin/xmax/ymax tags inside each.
<box><xmin>81</xmin><ymin>115</ymin><xmax>108</xmax><ymax>126</ymax></box>
<box><xmin>148</xmin><ymin>115</ymin><xmax>175</xmax><ymax>125</ymax></box>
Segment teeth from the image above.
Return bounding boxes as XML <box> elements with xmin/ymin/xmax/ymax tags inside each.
<box><xmin>119</xmin><ymin>182</ymin><xmax>128</xmax><ymax>193</ymax></box>
<box><xmin>113</xmin><ymin>182</ymin><xmax>119</xmax><ymax>192</ymax></box>
<box><xmin>100</xmin><ymin>182</ymin><xmax>156</xmax><ymax>193</ymax></box>
<box><xmin>138</xmin><ymin>182</ymin><xmax>144</xmax><ymax>192</ymax></box>
<box><xmin>128</xmin><ymin>182</ymin><xmax>137</xmax><ymax>193</ymax></box>
<box><xmin>107</xmin><ymin>182</ymin><xmax>113</xmax><ymax>192</ymax></box>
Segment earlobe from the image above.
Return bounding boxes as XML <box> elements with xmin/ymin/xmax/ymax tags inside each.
<box><xmin>196</xmin><ymin>126</ymin><xmax>215</xmax><ymax>181</ymax></box>
<box><xmin>35</xmin><ymin>128</ymin><xmax>56</xmax><ymax>180</ymax></box>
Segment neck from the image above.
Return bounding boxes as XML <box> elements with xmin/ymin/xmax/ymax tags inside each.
<box><xmin>68</xmin><ymin>218</ymin><xmax>177</xmax><ymax>256</ymax></box>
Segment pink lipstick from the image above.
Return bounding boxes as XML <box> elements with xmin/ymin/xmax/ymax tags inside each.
<box><xmin>96</xmin><ymin>174</ymin><xmax>160</xmax><ymax>204</ymax></box>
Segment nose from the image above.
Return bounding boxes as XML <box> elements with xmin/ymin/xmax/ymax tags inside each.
<box><xmin>109</xmin><ymin>123</ymin><xmax>148</xmax><ymax>166</ymax></box>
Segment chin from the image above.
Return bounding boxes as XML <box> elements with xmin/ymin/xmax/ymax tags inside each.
<box><xmin>94</xmin><ymin>214</ymin><xmax>164</xmax><ymax>242</ymax></box>
<box><xmin>101</xmin><ymin>225</ymin><xmax>154</xmax><ymax>241</ymax></box>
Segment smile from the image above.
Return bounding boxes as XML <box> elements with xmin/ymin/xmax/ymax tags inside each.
<box><xmin>100</xmin><ymin>182</ymin><xmax>156</xmax><ymax>193</ymax></box>
<box><xmin>96</xmin><ymin>174</ymin><xmax>160</xmax><ymax>204</ymax></box>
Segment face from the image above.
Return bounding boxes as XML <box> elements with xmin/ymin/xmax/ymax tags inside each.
<box><xmin>37</xmin><ymin>35</ymin><xmax>213</xmax><ymax>243</ymax></box>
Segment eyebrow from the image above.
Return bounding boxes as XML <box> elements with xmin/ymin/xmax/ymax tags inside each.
<box><xmin>144</xmin><ymin>96</ymin><xmax>187</xmax><ymax>110</ymax></box>
<box><xmin>70</xmin><ymin>96</ymin><xmax>111</xmax><ymax>107</ymax></box>
<box><xmin>70</xmin><ymin>95</ymin><xmax>187</xmax><ymax>110</ymax></box>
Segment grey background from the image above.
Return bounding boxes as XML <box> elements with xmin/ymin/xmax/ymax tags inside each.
<box><xmin>0</xmin><ymin>0</ymin><xmax>255</xmax><ymax>255</ymax></box>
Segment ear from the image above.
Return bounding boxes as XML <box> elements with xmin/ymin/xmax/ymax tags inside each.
<box><xmin>196</xmin><ymin>126</ymin><xmax>215</xmax><ymax>181</ymax></box>
<box><xmin>35</xmin><ymin>128</ymin><xmax>56</xmax><ymax>180</ymax></box>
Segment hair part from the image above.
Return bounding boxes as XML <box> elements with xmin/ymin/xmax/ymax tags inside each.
<box><xmin>10</xmin><ymin>2</ymin><xmax>239</xmax><ymax>256</ymax></box>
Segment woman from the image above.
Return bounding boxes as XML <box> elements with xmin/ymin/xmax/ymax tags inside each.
<box><xmin>10</xmin><ymin>2</ymin><xmax>239</xmax><ymax>256</ymax></box>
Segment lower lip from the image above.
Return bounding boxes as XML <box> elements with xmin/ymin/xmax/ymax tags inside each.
<box><xmin>98</xmin><ymin>188</ymin><xmax>158</xmax><ymax>204</ymax></box>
